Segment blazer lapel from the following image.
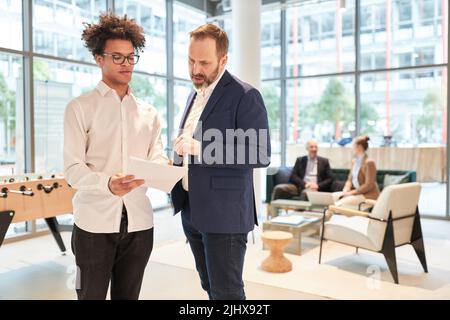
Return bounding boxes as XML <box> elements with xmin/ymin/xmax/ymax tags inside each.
<box><xmin>179</xmin><ymin>91</ymin><xmax>197</xmax><ymax>131</ymax></box>
<box><xmin>193</xmin><ymin>70</ymin><xmax>233</xmax><ymax>136</ymax></box>
<box><xmin>300</xmin><ymin>156</ymin><xmax>307</xmax><ymax>178</ymax></box>
<box><xmin>317</xmin><ymin>157</ymin><xmax>323</xmax><ymax>177</ymax></box>
<box><xmin>173</xmin><ymin>91</ymin><xmax>196</xmax><ymax>167</ymax></box>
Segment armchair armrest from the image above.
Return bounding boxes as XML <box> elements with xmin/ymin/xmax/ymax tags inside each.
<box><xmin>328</xmin><ymin>205</ymin><xmax>370</xmax><ymax>218</ymax></box>
<box><xmin>358</xmin><ymin>199</ymin><xmax>376</xmax><ymax>211</ymax></box>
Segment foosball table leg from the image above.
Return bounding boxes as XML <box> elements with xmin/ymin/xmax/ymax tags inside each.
<box><xmin>0</xmin><ymin>211</ymin><xmax>15</xmax><ymax>248</ymax></box>
<box><xmin>45</xmin><ymin>217</ymin><xmax>67</xmax><ymax>255</ymax></box>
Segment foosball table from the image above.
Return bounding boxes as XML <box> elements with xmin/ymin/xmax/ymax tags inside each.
<box><xmin>0</xmin><ymin>174</ymin><xmax>76</xmax><ymax>253</ymax></box>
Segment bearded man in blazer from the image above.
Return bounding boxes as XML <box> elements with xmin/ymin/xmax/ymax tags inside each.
<box><xmin>171</xmin><ymin>24</ymin><xmax>270</xmax><ymax>300</ymax></box>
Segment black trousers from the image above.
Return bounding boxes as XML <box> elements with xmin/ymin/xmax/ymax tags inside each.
<box><xmin>271</xmin><ymin>183</ymin><xmax>308</xmax><ymax>201</ymax></box>
<box><xmin>71</xmin><ymin>206</ymin><xmax>154</xmax><ymax>300</ymax></box>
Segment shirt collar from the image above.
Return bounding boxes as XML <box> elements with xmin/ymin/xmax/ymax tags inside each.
<box><xmin>96</xmin><ymin>80</ymin><xmax>132</xmax><ymax>97</ymax></box>
<box><xmin>308</xmin><ymin>156</ymin><xmax>317</xmax><ymax>162</ymax></box>
<box><xmin>194</xmin><ymin>68</ymin><xmax>226</xmax><ymax>98</ymax></box>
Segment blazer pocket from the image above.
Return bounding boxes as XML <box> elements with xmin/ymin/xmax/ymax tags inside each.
<box><xmin>211</xmin><ymin>176</ymin><xmax>245</xmax><ymax>190</ymax></box>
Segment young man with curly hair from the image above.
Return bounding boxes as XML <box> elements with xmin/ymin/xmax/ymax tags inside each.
<box><xmin>64</xmin><ymin>12</ymin><xmax>167</xmax><ymax>300</ymax></box>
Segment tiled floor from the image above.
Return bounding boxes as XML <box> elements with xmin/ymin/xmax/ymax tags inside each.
<box><xmin>0</xmin><ymin>207</ymin><xmax>324</xmax><ymax>300</ymax></box>
<box><xmin>1</xmin><ymin>204</ymin><xmax>449</xmax><ymax>300</ymax></box>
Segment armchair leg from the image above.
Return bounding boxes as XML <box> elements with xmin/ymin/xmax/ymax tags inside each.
<box><xmin>319</xmin><ymin>235</ymin><xmax>324</xmax><ymax>264</ymax></box>
<box><xmin>318</xmin><ymin>208</ymin><xmax>326</xmax><ymax>264</ymax></box>
<box><xmin>411</xmin><ymin>238</ymin><xmax>428</xmax><ymax>273</ymax></box>
<box><xmin>356</xmin><ymin>247</ymin><xmax>359</xmax><ymax>254</ymax></box>
<box><xmin>411</xmin><ymin>207</ymin><xmax>428</xmax><ymax>273</ymax></box>
<box><xmin>380</xmin><ymin>212</ymin><xmax>399</xmax><ymax>284</ymax></box>
<box><xmin>382</xmin><ymin>247</ymin><xmax>398</xmax><ymax>284</ymax></box>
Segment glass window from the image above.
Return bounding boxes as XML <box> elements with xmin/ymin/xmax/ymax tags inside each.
<box><xmin>373</xmin><ymin>4</ymin><xmax>387</xmax><ymax>32</ymax></box>
<box><xmin>0</xmin><ymin>0</ymin><xmax>23</xmax><ymax>50</ymax></box>
<box><xmin>286</xmin><ymin>76</ymin><xmax>355</xmax><ymax>148</ymax></box>
<box><xmin>115</xmin><ymin>0</ymin><xmax>167</xmax><ymax>75</ymax></box>
<box><xmin>173</xmin><ymin>1</ymin><xmax>206</xmax><ymax>79</ymax></box>
<box><xmin>360</xmin><ymin>68</ymin><xmax>446</xmax><ymax>146</ymax></box>
<box><xmin>342</xmin><ymin>9</ymin><xmax>354</xmax><ymax>36</ymax></box>
<box><xmin>130</xmin><ymin>74</ymin><xmax>168</xmax><ymax>209</ymax></box>
<box><xmin>130</xmin><ymin>74</ymin><xmax>167</xmax><ymax>146</ymax></box>
<box><xmin>174</xmin><ymin>80</ymin><xmax>192</xmax><ymax>131</ymax></box>
<box><xmin>261</xmin><ymin>6</ymin><xmax>281</xmax><ymax>80</ymax></box>
<box><xmin>33</xmin><ymin>0</ymin><xmax>107</xmax><ymax>62</ymax></box>
<box><xmin>33</xmin><ymin>58</ymin><xmax>100</xmax><ymax>174</ymax></box>
<box><xmin>398</xmin><ymin>52</ymin><xmax>412</xmax><ymax>67</ymax></box>
<box><xmin>286</xmin><ymin>0</ymin><xmax>355</xmax><ymax>77</ymax></box>
<box><xmin>415</xmin><ymin>47</ymin><xmax>435</xmax><ymax>65</ymax></box>
<box><xmin>309</xmin><ymin>16</ymin><xmax>320</xmax><ymax>41</ymax></box>
<box><xmin>374</xmin><ymin>53</ymin><xmax>385</xmax><ymax>69</ymax></box>
<box><xmin>261</xmin><ymin>81</ymin><xmax>281</xmax><ymax>167</ymax></box>
<box><xmin>0</xmin><ymin>53</ymin><xmax>24</xmax><ymax>176</ymax></box>
<box><xmin>360</xmin><ymin>67</ymin><xmax>447</xmax><ymax>216</ymax></box>
<box><xmin>360</xmin><ymin>5</ymin><xmax>372</xmax><ymax>32</ymax></box>
<box><xmin>396</xmin><ymin>0</ymin><xmax>412</xmax><ymax>29</ymax></box>
<box><xmin>321</xmin><ymin>12</ymin><xmax>335</xmax><ymax>38</ymax></box>
<box><xmin>361</xmin><ymin>0</ymin><xmax>446</xmax><ymax>69</ymax></box>
<box><xmin>361</xmin><ymin>4</ymin><xmax>386</xmax><ymax>33</ymax></box>
<box><xmin>361</xmin><ymin>53</ymin><xmax>372</xmax><ymax>69</ymax></box>
<box><xmin>419</xmin><ymin>0</ymin><xmax>435</xmax><ymax>26</ymax></box>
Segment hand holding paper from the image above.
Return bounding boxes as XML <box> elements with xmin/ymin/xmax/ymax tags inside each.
<box><xmin>127</xmin><ymin>156</ymin><xmax>187</xmax><ymax>193</ymax></box>
<box><xmin>108</xmin><ymin>174</ymin><xmax>145</xmax><ymax>196</ymax></box>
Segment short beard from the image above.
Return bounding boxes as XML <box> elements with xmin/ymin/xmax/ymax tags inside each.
<box><xmin>191</xmin><ymin>64</ymin><xmax>220</xmax><ymax>90</ymax></box>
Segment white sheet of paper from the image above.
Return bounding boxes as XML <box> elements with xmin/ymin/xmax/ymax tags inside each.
<box><xmin>127</xmin><ymin>156</ymin><xmax>187</xmax><ymax>193</ymax></box>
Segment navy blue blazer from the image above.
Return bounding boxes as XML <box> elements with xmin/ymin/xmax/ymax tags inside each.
<box><xmin>170</xmin><ymin>70</ymin><xmax>271</xmax><ymax>234</ymax></box>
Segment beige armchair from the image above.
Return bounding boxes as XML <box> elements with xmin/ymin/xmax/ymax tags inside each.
<box><xmin>319</xmin><ymin>183</ymin><xmax>427</xmax><ymax>284</ymax></box>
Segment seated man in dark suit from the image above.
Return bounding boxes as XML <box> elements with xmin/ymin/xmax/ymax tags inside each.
<box><xmin>272</xmin><ymin>139</ymin><xmax>334</xmax><ymax>201</ymax></box>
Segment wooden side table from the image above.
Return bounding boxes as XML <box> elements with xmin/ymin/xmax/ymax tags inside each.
<box><xmin>261</xmin><ymin>231</ymin><xmax>293</xmax><ymax>273</ymax></box>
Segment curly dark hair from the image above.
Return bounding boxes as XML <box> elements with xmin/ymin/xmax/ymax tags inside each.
<box><xmin>81</xmin><ymin>12</ymin><xmax>146</xmax><ymax>57</ymax></box>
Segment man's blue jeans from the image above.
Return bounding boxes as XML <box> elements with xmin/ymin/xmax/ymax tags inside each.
<box><xmin>181</xmin><ymin>210</ymin><xmax>248</xmax><ymax>300</ymax></box>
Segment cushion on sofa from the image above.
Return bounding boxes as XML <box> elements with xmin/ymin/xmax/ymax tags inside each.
<box><xmin>383</xmin><ymin>173</ymin><xmax>410</xmax><ymax>188</ymax></box>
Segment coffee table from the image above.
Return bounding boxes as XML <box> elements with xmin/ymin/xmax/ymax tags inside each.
<box><xmin>267</xmin><ymin>199</ymin><xmax>312</xmax><ymax>220</ymax></box>
<box><xmin>262</xmin><ymin>211</ymin><xmax>324</xmax><ymax>255</ymax></box>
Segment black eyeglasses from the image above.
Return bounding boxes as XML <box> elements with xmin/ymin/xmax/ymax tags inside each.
<box><xmin>102</xmin><ymin>53</ymin><xmax>140</xmax><ymax>65</ymax></box>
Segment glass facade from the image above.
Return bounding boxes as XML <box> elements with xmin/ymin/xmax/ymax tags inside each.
<box><xmin>0</xmin><ymin>53</ymin><xmax>24</xmax><ymax>176</ymax></box>
<box><xmin>0</xmin><ymin>0</ymin><xmax>23</xmax><ymax>50</ymax></box>
<box><xmin>33</xmin><ymin>0</ymin><xmax>107</xmax><ymax>62</ymax></box>
<box><xmin>115</xmin><ymin>0</ymin><xmax>167</xmax><ymax>75</ymax></box>
<box><xmin>33</xmin><ymin>58</ymin><xmax>100</xmax><ymax>173</ymax></box>
<box><xmin>255</xmin><ymin>0</ymin><xmax>448</xmax><ymax>217</ymax></box>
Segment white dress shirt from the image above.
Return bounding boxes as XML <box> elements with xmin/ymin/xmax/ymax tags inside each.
<box><xmin>64</xmin><ymin>81</ymin><xmax>168</xmax><ymax>233</ymax></box>
<box><xmin>303</xmin><ymin>156</ymin><xmax>318</xmax><ymax>185</ymax></box>
<box><xmin>181</xmin><ymin>69</ymin><xmax>226</xmax><ymax>191</ymax></box>
<box><xmin>352</xmin><ymin>154</ymin><xmax>364</xmax><ymax>189</ymax></box>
